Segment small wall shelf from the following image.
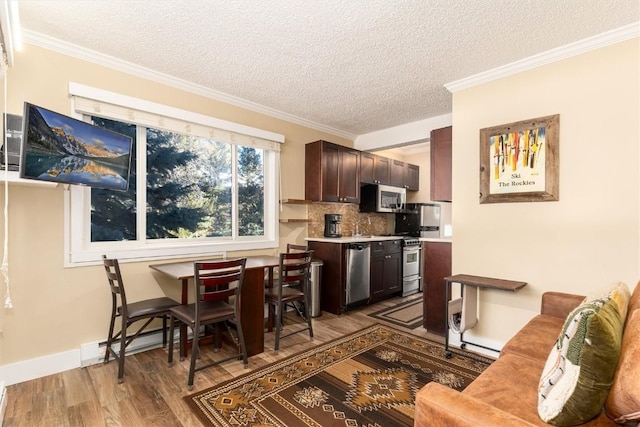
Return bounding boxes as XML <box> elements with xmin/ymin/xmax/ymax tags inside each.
<box><xmin>0</xmin><ymin>170</ymin><xmax>57</xmax><ymax>188</ymax></box>
<box><xmin>279</xmin><ymin>198</ymin><xmax>312</xmax><ymax>224</ymax></box>
<box><xmin>280</xmin><ymin>198</ymin><xmax>313</xmax><ymax>205</ymax></box>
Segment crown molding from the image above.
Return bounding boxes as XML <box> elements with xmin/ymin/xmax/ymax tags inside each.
<box><xmin>445</xmin><ymin>22</ymin><xmax>640</xmax><ymax>93</ymax></box>
<box><xmin>22</xmin><ymin>29</ymin><xmax>357</xmax><ymax>141</ymax></box>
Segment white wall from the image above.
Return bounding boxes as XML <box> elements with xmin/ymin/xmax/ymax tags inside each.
<box><xmin>451</xmin><ymin>38</ymin><xmax>640</xmax><ymax>348</ymax></box>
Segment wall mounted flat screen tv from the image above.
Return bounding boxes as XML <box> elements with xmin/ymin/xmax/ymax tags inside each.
<box><xmin>20</xmin><ymin>102</ymin><xmax>133</xmax><ymax>191</ymax></box>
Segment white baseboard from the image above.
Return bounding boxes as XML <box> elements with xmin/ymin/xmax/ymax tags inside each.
<box><xmin>0</xmin><ymin>329</ymin><xmax>171</xmax><ymax>386</ymax></box>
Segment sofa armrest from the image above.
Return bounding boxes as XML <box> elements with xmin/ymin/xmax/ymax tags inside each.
<box><xmin>415</xmin><ymin>382</ymin><xmax>539</xmax><ymax>427</ymax></box>
<box><xmin>540</xmin><ymin>292</ymin><xmax>585</xmax><ymax>318</ymax></box>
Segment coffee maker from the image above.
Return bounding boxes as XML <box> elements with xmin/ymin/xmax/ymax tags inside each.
<box><xmin>324</xmin><ymin>214</ymin><xmax>342</xmax><ymax>238</ymax></box>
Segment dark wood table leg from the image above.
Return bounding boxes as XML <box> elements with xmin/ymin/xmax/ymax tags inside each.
<box><xmin>267</xmin><ymin>267</ymin><xmax>275</xmax><ymax>332</ymax></box>
<box><xmin>242</xmin><ymin>267</ymin><xmax>266</xmax><ymax>357</ymax></box>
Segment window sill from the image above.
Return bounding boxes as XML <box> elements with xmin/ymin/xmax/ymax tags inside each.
<box><xmin>65</xmin><ymin>238</ymin><xmax>278</xmax><ymax>267</ymax></box>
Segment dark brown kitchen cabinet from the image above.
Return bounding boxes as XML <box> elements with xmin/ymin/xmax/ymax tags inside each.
<box><xmin>405</xmin><ymin>163</ymin><xmax>420</xmax><ymax>191</ymax></box>
<box><xmin>306</xmin><ymin>140</ymin><xmax>360</xmax><ymax>203</ymax></box>
<box><xmin>308</xmin><ymin>241</ymin><xmax>346</xmax><ymax>315</ymax></box>
<box><xmin>360</xmin><ymin>152</ymin><xmax>390</xmax><ymax>185</ymax></box>
<box><xmin>309</xmin><ymin>239</ymin><xmax>404</xmax><ymax>315</ymax></box>
<box><xmin>430</xmin><ymin>126</ymin><xmax>452</xmax><ymax>201</ymax></box>
<box><xmin>389</xmin><ymin>159</ymin><xmax>420</xmax><ymax>191</ymax></box>
<box><xmin>370</xmin><ymin>239</ymin><xmax>402</xmax><ymax>302</ymax></box>
<box><xmin>389</xmin><ymin>159</ymin><xmax>406</xmax><ymax>188</ymax></box>
<box><xmin>422</xmin><ymin>241</ymin><xmax>452</xmax><ymax>336</ymax></box>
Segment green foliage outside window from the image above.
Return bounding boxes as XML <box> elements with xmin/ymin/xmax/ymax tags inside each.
<box><xmin>90</xmin><ymin>117</ymin><xmax>265</xmax><ymax>242</ymax></box>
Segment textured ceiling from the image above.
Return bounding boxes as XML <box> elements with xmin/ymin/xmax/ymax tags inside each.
<box><xmin>16</xmin><ymin>0</ymin><xmax>640</xmax><ymax>138</ymax></box>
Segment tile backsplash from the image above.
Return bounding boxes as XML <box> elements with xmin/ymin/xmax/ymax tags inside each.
<box><xmin>307</xmin><ymin>203</ymin><xmax>392</xmax><ymax>238</ymax></box>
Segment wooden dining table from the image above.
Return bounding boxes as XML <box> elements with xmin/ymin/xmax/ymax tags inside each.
<box><xmin>149</xmin><ymin>255</ymin><xmax>280</xmax><ymax>357</ymax></box>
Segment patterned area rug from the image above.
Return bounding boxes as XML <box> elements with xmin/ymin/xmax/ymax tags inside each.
<box><xmin>185</xmin><ymin>324</ymin><xmax>492</xmax><ymax>426</ymax></box>
<box><xmin>368</xmin><ymin>297</ymin><xmax>423</xmax><ymax>330</ymax></box>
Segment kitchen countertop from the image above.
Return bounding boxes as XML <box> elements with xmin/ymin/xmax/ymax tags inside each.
<box><xmin>306</xmin><ymin>236</ymin><xmax>400</xmax><ymax>243</ymax></box>
<box><xmin>419</xmin><ymin>237</ymin><xmax>452</xmax><ymax>243</ymax></box>
<box><xmin>306</xmin><ymin>236</ymin><xmax>452</xmax><ymax>243</ymax></box>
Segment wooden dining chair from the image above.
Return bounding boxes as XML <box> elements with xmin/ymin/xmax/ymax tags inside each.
<box><xmin>265</xmin><ymin>243</ymin><xmax>309</xmax><ymax>287</ymax></box>
<box><xmin>102</xmin><ymin>255</ymin><xmax>179</xmax><ymax>383</ymax></box>
<box><xmin>168</xmin><ymin>258</ymin><xmax>248</xmax><ymax>390</ymax></box>
<box><xmin>265</xmin><ymin>243</ymin><xmax>310</xmax><ymax>331</ymax></box>
<box><xmin>264</xmin><ymin>250</ymin><xmax>314</xmax><ymax>353</ymax></box>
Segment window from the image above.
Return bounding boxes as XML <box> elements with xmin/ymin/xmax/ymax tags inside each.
<box><xmin>65</xmin><ymin>83</ymin><xmax>283</xmax><ymax>266</ymax></box>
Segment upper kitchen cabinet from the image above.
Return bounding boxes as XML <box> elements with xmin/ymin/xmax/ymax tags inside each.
<box><xmin>405</xmin><ymin>163</ymin><xmax>420</xmax><ymax>191</ymax></box>
<box><xmin>360</xmin><ymin>152</ymin><xmax>390</xmax><ymax>185</ymax></box>
<box><xmin>390</xmin><ymin>159</ymin><xmax>420</xmax><ymax>191</ymax></box>
<box><xmin>389</xmin><ymin>159</ymin><xmax>405</xmax><ymax>188</ymax></box>
<box><xmin>306</xmin><ymin>140</ymin><xmax>360</xmax><ymax>203</ymax></box>
<box><xmin>430</xmin><ymin>126</ymin><xmax>452</xmax><ymax>201</ymax></box>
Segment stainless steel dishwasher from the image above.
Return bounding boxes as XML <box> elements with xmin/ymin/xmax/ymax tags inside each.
<box><xmin>345</xmin><ymin>242</ymin><xmax>371</xmax><ymax>306</ymax></box>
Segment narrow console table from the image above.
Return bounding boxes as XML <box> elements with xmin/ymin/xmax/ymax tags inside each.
<box><xmin>444</xmin><ymin>274</ymin><xmax>527</xmax><ymax>358</ymax></box>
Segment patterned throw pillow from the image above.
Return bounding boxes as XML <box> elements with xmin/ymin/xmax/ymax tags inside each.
<box><xmin>537</xmin><ymin>282</ymin><xmax>630</xmax><ymax>426</ymax></box>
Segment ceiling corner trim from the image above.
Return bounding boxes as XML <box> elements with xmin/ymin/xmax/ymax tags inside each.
<box><xmin>22</xmin><ymin>29</ymin><xmax>357</xmax><ymax>141</ymax></box>
<box><xmin>445</xmin><ymin>22</ymin><xmax>640</xmax><ymax>93</ymax></box>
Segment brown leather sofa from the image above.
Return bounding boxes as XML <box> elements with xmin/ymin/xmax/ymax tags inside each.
<box><xmin>415</xmin><ymin>285</ymin><xmax>640</xmax><ymax>426</ymax></box>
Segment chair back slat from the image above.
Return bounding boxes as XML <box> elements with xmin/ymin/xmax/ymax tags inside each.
<box><xmin>279</xmin><ymin>250</ymin><xmax>313</xmax><ymax>287</ymax></box>
<box><xmin>102</xmin><ymin>255</ymin><xmax>126</xmax><ymax>303</ymax></box>
<box><xmin>194</xmin><ymin>258</ymin><xmax>246</xmax><ymax>305</ymax></box>
<box><xmin>286</xmin><ymin>243</ymin><xmax>309</xmax><ymax>253</ymax></box>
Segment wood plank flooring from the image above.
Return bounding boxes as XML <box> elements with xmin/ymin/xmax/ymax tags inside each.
<box><xmin>3</xmin><ymin>295</ymin><xmax>439</xmax><ymax>427</ymax></box>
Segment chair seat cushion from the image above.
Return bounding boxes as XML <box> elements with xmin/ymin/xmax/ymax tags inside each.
<box><xmin>265</xmin><ymin>287</ymin><xmax>305</xmax><ymax>302</ymax></box>
<box><xmin>120</xmin><ymin>297</ymin><xmax>178</xmax><ymax>318</ymax></box>
<box><xmin>170</xmin><ymin>300</ymin><xmax>234</xmax><ymax>325</ymax></box>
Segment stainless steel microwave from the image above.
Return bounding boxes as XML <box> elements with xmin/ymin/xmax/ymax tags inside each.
<box><xmin>360</xmin><ymin>184</ymin><xmax>406</xmax><ymax>213</ymax></box>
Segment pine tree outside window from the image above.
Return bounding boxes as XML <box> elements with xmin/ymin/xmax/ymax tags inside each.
<box><xmin>65</xmin><ymin>83</ymin><xmax>281</xmax><ymax>266</ymax></box>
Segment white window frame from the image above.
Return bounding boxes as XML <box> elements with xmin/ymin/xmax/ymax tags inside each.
<box><xmin>64</xmin><ymin>83</ymin><xmax>283</xmax><ymax>267</ymax></box>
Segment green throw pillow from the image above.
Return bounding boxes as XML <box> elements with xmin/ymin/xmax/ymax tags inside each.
<box><xmin>537</xmin><ymin>282</ymin><xmax>630</xmax><ymax>426</ymax></box>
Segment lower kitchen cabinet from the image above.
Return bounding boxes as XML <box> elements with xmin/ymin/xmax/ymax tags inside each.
<box><xmin>308</xmin><ymin>241</ymin><xmax>346</xmax><ymax>315</ymax></box>
<box><xmin>370</xmin><ymin>240</ymin><xmax>402</xmax><ymax>302</ymax></box>
<box><xmin>308</xmin><ymin>239</ymin><xmax>403</xmax><ymax>315</ymax></box>
<box><xmin>422</xmin><ymin>241</ymin><xmax>452</xmax><ymax>336</ymax></box>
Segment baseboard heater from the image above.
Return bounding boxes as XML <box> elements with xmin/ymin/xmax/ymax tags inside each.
<box><xmin>82</xmin><ymin>327</ymin><xmax>190</xmax><ymax>367</ymax></box>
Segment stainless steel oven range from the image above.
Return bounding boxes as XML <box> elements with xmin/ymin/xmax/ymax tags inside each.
<box><xmin>402</xmin><ymin>237</ymin><xmax>422</xmax><ymax>296</ymax></box>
